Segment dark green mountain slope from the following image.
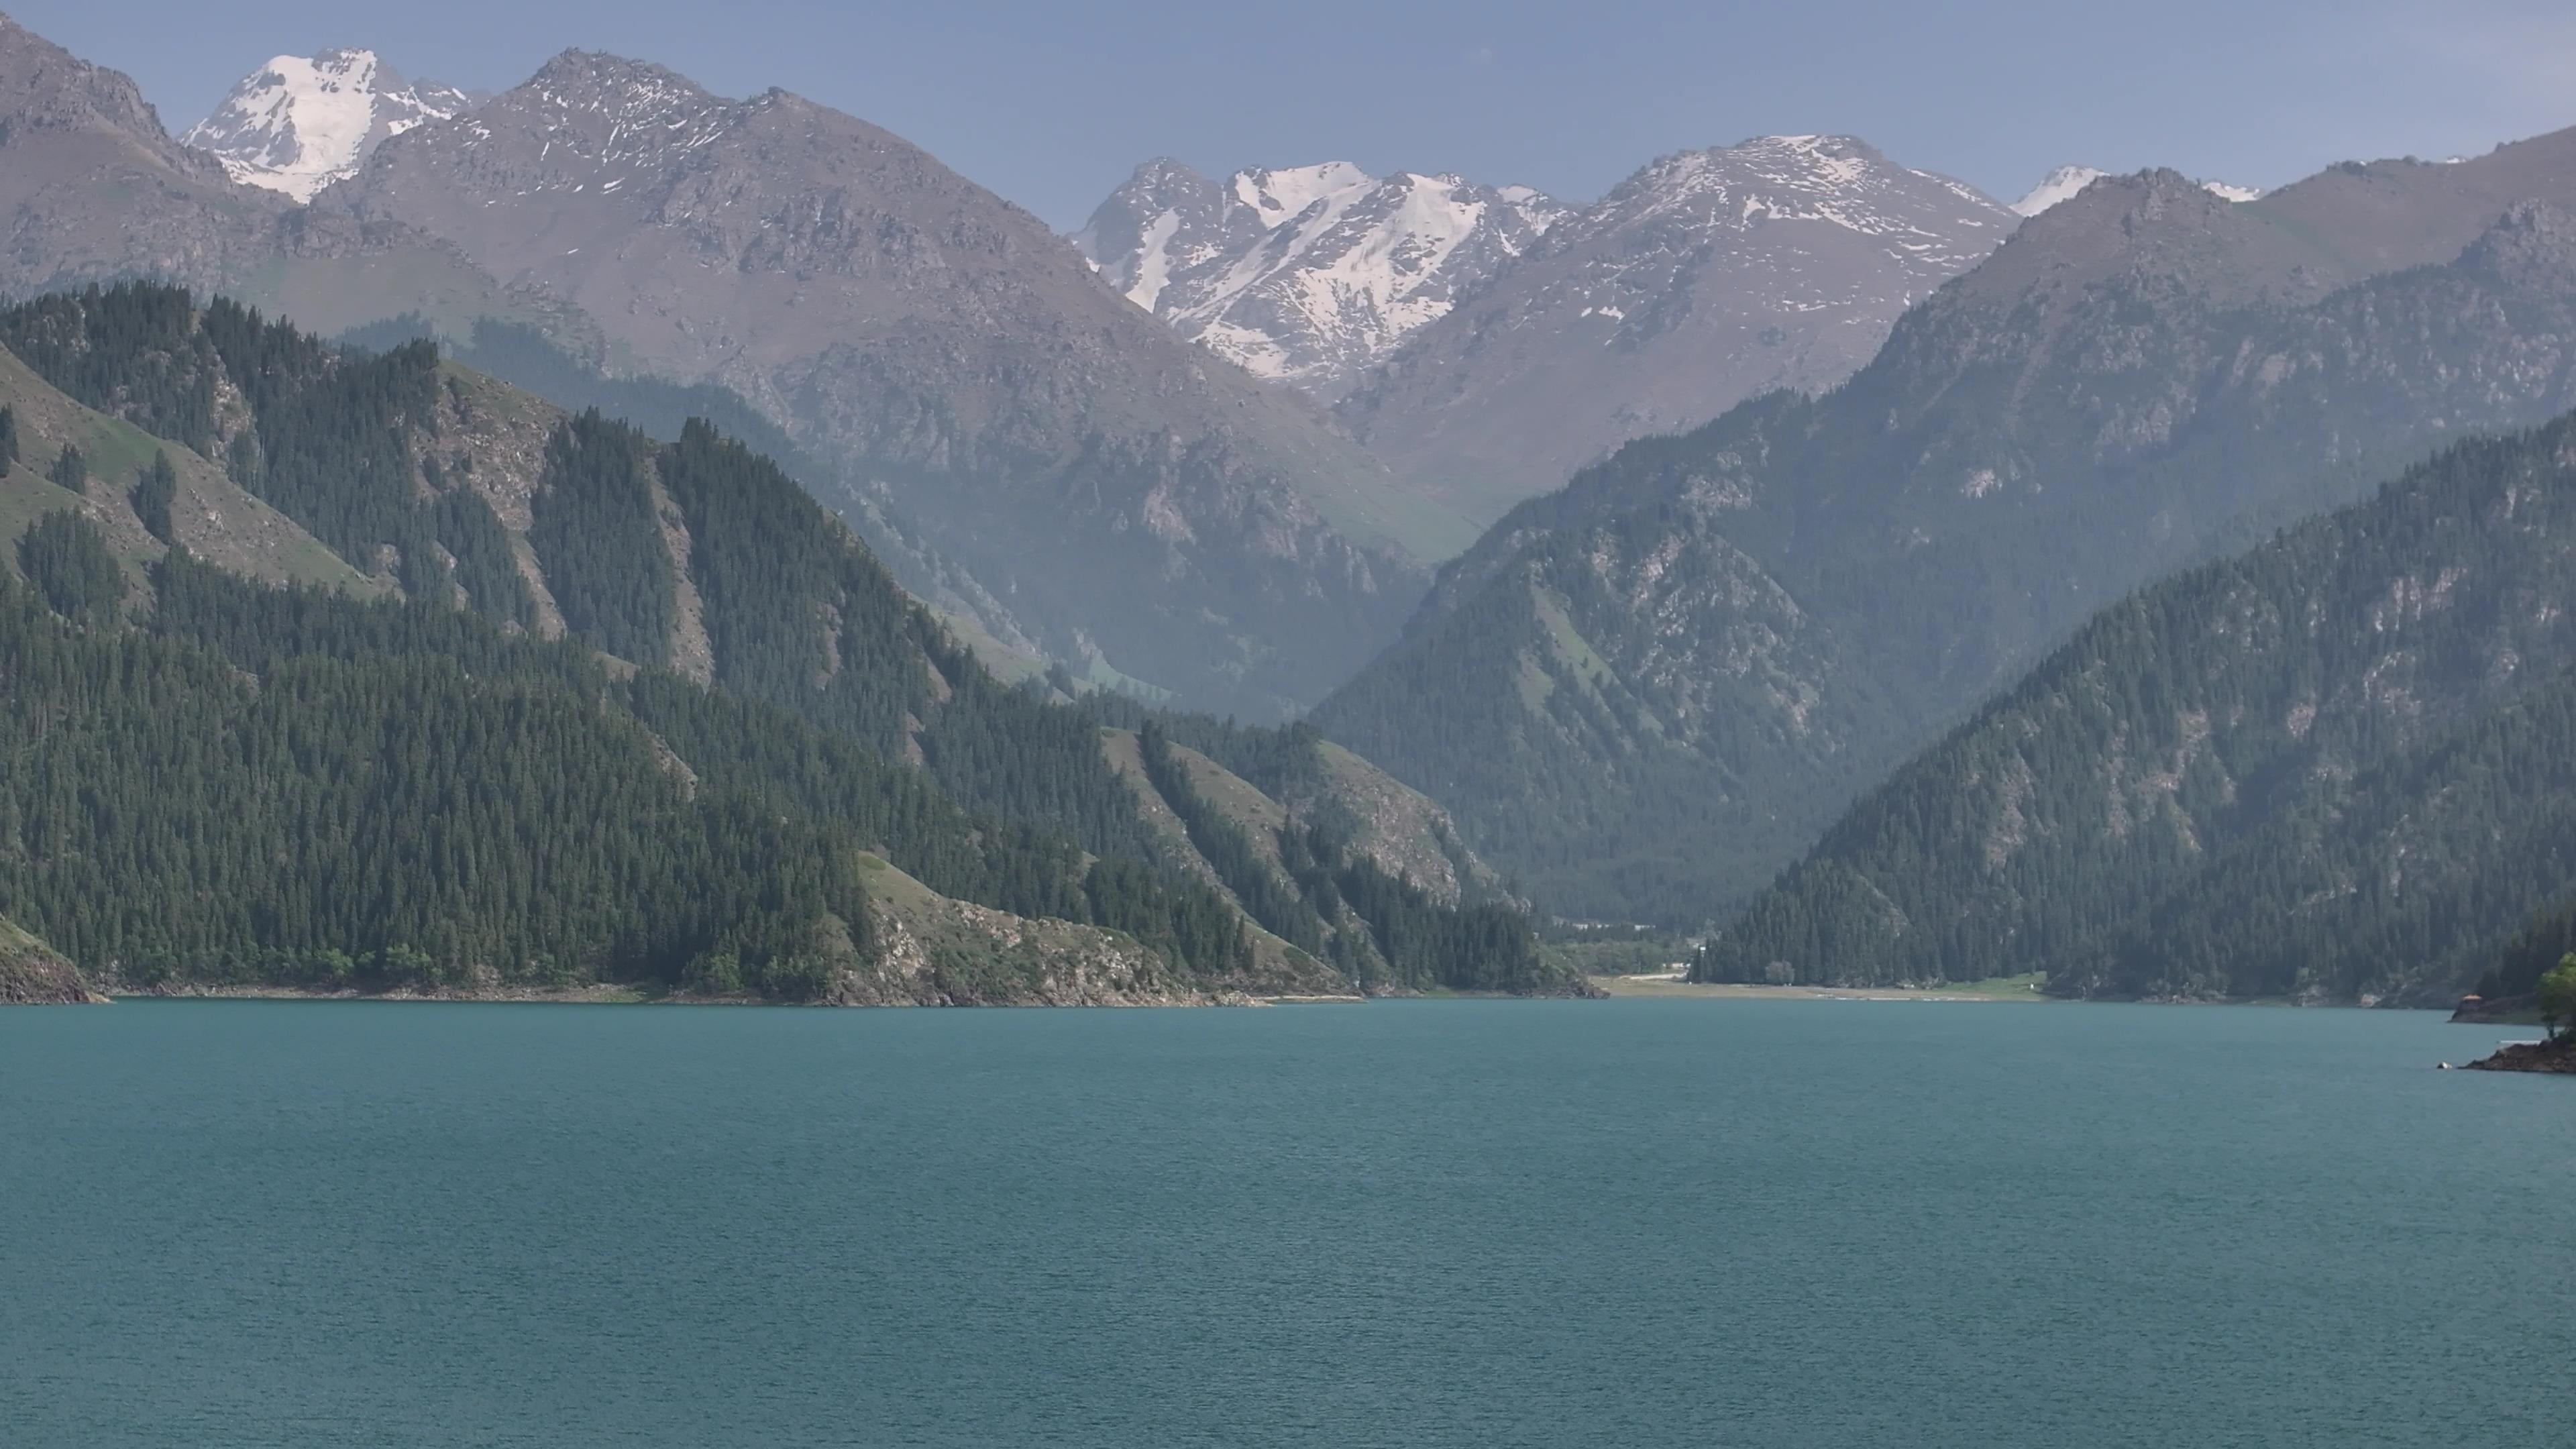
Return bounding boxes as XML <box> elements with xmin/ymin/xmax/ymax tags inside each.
<box><xmin>0</xmin><ymin>284</ymin><xmax>1155</xmax><ymax>859</ymax></box>
<box><xmin>0</xmin><ymin>283</ymin><xmax>1550</xmax><ymax>1000</ymax></box>
<box><xmin>1314</xmin><ymin>150</ymin><xmax>2576</xmax><ymax>923</ymax></box>
<box><xmin>1696</xmin><ymin>415</ymin><xmax>2576</xmax><ymax>1002</ymax></box>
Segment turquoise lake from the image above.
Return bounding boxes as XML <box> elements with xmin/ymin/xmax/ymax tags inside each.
<box><xmin>3</xmin><ymin>1000</ymin><xmax>2569</xmax><ymax>1446</ymax></box>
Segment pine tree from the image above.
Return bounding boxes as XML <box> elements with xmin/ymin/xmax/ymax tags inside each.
<box><xmin>15</xmin><ymin>511</ymin><xmax>124</xmax><ymax>624</ymax></box>
<box><xmin>133</xmin><ymin>451</ymin><xmax>178</xmax><ymax>545</ymax></box>
<box><xmin>46</xmin><ymin>443</ymin><xmax>85</xmax><ymax>492</ymax></box>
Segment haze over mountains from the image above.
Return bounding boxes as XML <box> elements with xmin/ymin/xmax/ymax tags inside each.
<box><xmin>312</xmin><ymin>48</ymin><xmax>1444</xmax><ymax>716</ymax></box>
<box><xmin>0</xmin><ymin>17</ymin><xmax>1457</xmax><ymax>717</ymax></box>
<box><xmin>126</xmin><ymin>30</ymin><xmax>2049</xmax><ymax>704</ymax></box>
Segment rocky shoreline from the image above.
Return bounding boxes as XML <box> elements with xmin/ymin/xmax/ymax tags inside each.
<box><xmin>2448</xmin><ymin>993</ymin><xmax>2541</xmax><ymax>1024</ymax></box>
<box><xmin>2463</xmin><ymin>1036</ymin><xmax>2576</xmax><ymax>1074</ymax></box>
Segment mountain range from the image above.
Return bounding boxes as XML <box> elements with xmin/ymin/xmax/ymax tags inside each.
<box><xmin>10</xmin><ymin>9</ymin><xmax>2576</xmax><ymax>1003</ymax></box>
<box><xmin>1312</xmin><ymin>136</ymin><xmax>2576</xmax><ymax>923</ymax></box>
<box><xmin>1083</xmin><ymin>137</ymin><xmax>2022</xmax><ymax>530</ymax></box>
<box><xmin>0</xmin><ymin>17</ymin><xmax>1444</xmax><ymax>718</ymax></box>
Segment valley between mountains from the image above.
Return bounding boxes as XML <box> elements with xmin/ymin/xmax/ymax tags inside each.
<box><xmin>7</xmin><ymin>8</ymin><xmax>2576</xmax><ymax>1012</ymax></box>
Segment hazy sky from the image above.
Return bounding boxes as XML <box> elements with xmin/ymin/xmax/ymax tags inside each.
<box><xmin>17</xmin><ymin>0</ymin><xmax>2576</xmax><ymax>227</ymax></box>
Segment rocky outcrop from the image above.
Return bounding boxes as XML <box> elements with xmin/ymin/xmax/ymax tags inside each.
<box><xmin>0</xmin><ymin>919</ymin><xmax>105</xmax><ymax>1004</ymax></box>
<box><xmin>2464</xmin><ymin>1036</ymin><xmax>2576</xmax><ymax>1073</ymax></box>
<box><xmin>2450</xmin><ymin>994</ymin><xmax>2540</xmax><ymax>1024</ymax></box>
<box><xmin>840</xmin><ymin>853</ymin><xmax>1326</xmax><ymax>1004</ymax></box>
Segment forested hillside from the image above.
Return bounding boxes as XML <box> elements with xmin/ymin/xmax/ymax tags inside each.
<box><xmin>1314</xmin><ymin>160</ymin><xmax>2576</xmax><ymax>924</ymax></box>
<box><xmin>337</xmin><ymin>312</ymin><xmax>1050</xmax><ymax>677</ymax></box>
<box><xmin>1695</xmin><ymin>415</ymin><xmax>2576</xmax><ymax>1002</ymax></box>
<box><xmin>0</xmin><ymin>284</ymin><xmax>1553</xmax><ymax>1002</ymax></box>
<box><xmin>1102</xmin><ymin>724</ymin><xmax>1558</xmax><ymax>994</ymax></box>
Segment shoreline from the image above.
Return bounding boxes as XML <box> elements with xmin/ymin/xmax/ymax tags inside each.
<box><xmin>1587</xmin><ymin>975</ymin><xmax>2053</xmax><ymax>1002</ymax></box>
<box><xmin>95</xmin><ymin>985</ymin><xmax>1417</xmax><ymax>1009</ymax></box>
<box><xmin>2463</xmin><ymin>1035</ymin><xmax>2575</xmax><ymax>1074</ymax></box>
<box><xmin>99</xmin><ymin>984</ymin><xmax>1259</xmax><ymax>1008</ymax></box>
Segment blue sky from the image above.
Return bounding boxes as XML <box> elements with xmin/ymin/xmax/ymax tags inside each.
<box><xmin>18</xmin><ymin>0</ymin><xmax>2576</xmax><ymax>227</ymax></box>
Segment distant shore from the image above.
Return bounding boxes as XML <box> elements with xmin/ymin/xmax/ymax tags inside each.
<box><xmin>93</xmin><ymin>985</ymin><xmax>1436</xmax><ymax>1008</ymax></box>
<box><xmin>1587</xmin><ymin>974</ymin><xmax>2052</xmax><ymax>1002</ymax></box>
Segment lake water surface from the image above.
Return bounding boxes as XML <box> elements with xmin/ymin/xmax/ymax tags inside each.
<box><xmin>3</xmin><ymin>1000</ymin><xmax>2568</xmax><ymax>1447</ymax></box>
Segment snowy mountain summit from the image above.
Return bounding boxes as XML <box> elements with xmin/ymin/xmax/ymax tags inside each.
<box><xmin>2013</xmin><ymin>164</ymin><xmax>2262</xmax><ymax>215</ymax></box>
<box><xmin>2010</xmin><ymin>165</ymin><xmax>2110</xmax><ymax>217</ymax></box>
<box><xmin>1073</xmin><ymin>160</ymin><xmax>1568</xmax><ymax>395</ymax></box>
<box><xmin>182</xmin><ymin>49</ymin><xmax>476</xmax><ymax>201</ymax></box>
<box><xmin>1322</xmin><ymin>134</ymin><xmax>2022</xmax><ymax>518</ymax></box>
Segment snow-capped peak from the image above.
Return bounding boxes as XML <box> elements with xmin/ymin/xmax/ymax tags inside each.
<box><xmin>2014</xmin><ymin>164</ymin><xmax>2265</xmax><ymax>217</ymax></box>
<box><xmin>182</xmin><ymin>48</ymin><xmax>477</xmax><ymax>202</ymax></box>
<box><xmin>1234</xmin><ymin>161</ymin><xmax>1376</xmax><ymax>229</ymax></box>
<box><xmin>1073</xmin><ymin>159</ymin><xmax>1566</xmax><ymax>394</ymax></box>
<box><xmin>2010</xmin><ymin>165</ymin><xmax>2108</xmax><ymax>217</ymax></box>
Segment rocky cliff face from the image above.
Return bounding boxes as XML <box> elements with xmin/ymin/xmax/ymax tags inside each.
<box><xmin>0</xmin><ymin>13</ymin><xmax>284</xmax><ymax>294</ymax></box>
<box><xmin>835</xmin><ymin>854</ymin><xmax>1325</xmax><ymax>1006</ymax></box>
<box><xmin>1316</xmin><ymin>133</ymin><xmax>2576</xmax><ymax>923</ymax></box>
<box><xmin>319</xmin><ymin>50</ymin><xmax>1430</xmax><ymax>716</ymax></box>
